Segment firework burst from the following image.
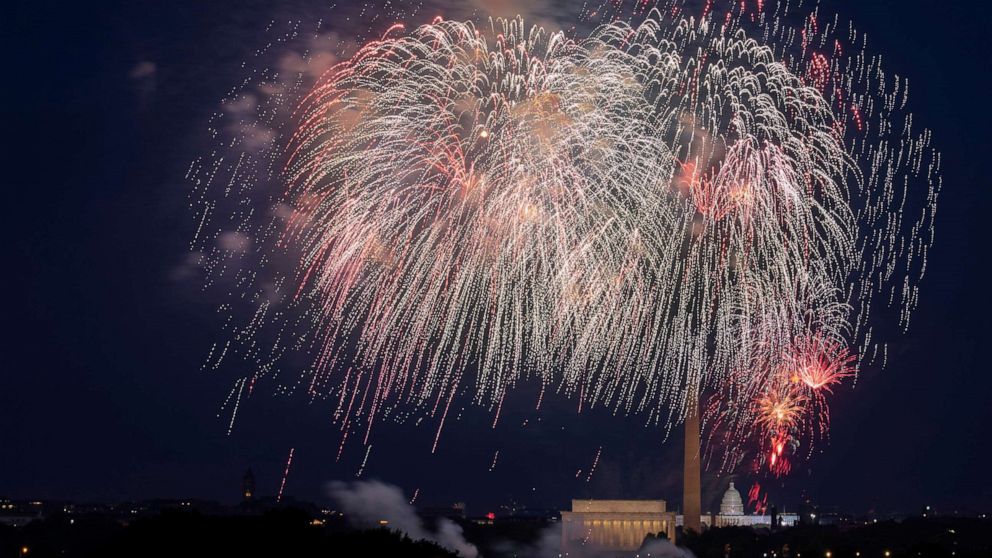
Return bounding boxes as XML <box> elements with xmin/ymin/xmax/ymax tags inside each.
<box><xmin>189</xmin><ymin>0</ymin><xmax>940</xmax><ymax>471</ymax></box>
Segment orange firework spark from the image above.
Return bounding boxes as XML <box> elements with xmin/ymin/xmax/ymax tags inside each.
<box><xmin>756</xmin><ymin>386</ymin><xmax>808</xmax><ymax>432</ymax></box>
<box><xmin>789</xmin><ymin>336</ymin><xmax>856</xmax><ymax>392</ymax></box>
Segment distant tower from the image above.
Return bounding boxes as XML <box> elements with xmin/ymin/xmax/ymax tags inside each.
<box><xmin>242</xmin><ymin>468</ymin><xmax>255</xmax><ymax>501</ymax></box>
<box><xmin>682</xmin><ymin>399</ymin><xmax>701</xmax><ymax>533</ymax></box>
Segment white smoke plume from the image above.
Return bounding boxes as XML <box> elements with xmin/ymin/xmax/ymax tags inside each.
<box><xmin>638</xmin><ymin>537</ymin><xmax>697</xmax><ymax>558</ymax></box>
<box><xmin>328</xmin><ymin>480</ymin><xmax>479</xmax><ymax>558</ymax></box>
<box><xmin>489</xmin><ymin>522</ymin><xmax>562</xmax><ymax>558</ymax></box>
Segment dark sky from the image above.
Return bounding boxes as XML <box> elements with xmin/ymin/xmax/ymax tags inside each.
<box><xmin>3</xmin><ymin>0</ymin><xmax>991</xmax><ymax>516</ymax></box>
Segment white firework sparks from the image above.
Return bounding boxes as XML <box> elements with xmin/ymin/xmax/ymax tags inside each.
<box><xmin>188</xmin><ymin>1</ymin><xmax>940</xmax><ymax>461</ymax></box>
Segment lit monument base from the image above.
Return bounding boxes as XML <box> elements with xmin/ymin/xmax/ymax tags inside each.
<box><xmin>561</xmin><ymin>499</ymin><xmax>676</xmax><ymax>554</ymax></box>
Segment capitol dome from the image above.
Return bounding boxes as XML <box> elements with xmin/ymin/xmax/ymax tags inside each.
<box><xmin>720</xmin><ymin>481</ymin><xmax>745</xmax><ymax>516</ymax></box>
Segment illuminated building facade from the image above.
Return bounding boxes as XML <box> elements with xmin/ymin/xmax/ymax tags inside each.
<box><xmin>560</xmin><ymin>499</ymin><xmax>676</xmax><ymax>553</ymax></box>
<box><xmin>675</xmin><ymin>482</ymin><xmax>800</xmax><ymax>528</ymax></box>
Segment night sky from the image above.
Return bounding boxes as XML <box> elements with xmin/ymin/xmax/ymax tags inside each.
<box><xmin>4</xmin><ymin>0</ymin><xmax>991</xmax><ymax>516</ymax></box>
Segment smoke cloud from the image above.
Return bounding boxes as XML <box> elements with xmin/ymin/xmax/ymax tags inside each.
<box><xmin>638</xmin><ymin>537</ymin><xmax>697</xmax><ymax>558</ymax></box>
<box><xmin>488</xmin><ymin>522</ymin><xmax>562</xmax><ymax>558</ymax></box>
<box><xmin>328</xmin><ymin>480</ymin><xmax>479</xmax><ymax>558</ymax></box>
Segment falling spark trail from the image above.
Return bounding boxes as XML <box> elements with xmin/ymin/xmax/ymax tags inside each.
<box><xmin>356</xmin><ymin>444</ymin><xmax>373</xmax><ymax>477</ymax></box>
<box><xmin>585</xmin><ymin>447</ymin><xmax>602</xmax><ymax>483</ymax></box>
<box><xmin>225</xmin><ymin>378</ymin><xmax>245</xmax><ymax>437</ymax></box>
<box><xmin>277</xmin><ymin>447</ymin><xmax>295</xmax><ymax>503</ymax></box>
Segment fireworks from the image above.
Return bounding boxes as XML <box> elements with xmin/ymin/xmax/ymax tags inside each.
<box><xmin>277</xmin><ymin>447</ymin><xmax>295</xmax><ymax>502</ymax></box>
<box><xmin>189</xmin><ymin>0</ymin><xmax>940</xmax><ymax>476</ymax></box>
<box><xmin>790</xmin><ymin>335</ymin><xmax>856</xmax><ymax>393</ymax></box>
<box><xmin>713</xmin><ymin>334</ymin><xmax>857</xmax><ymax>479</ymax></box>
